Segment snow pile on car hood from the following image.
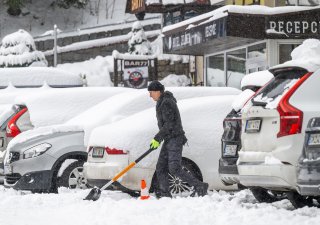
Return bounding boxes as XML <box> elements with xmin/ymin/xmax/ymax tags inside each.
<box><xmin>89</xmin><ymin>95</ymin><xmax>235</xmax><ymax>167</ymax></box>
<box><xmin>271</xmin><ymin>39</ymin><xmax>320</xmax><ymax>72</ymax></box>
<box><xmin>6</xmin><ymin>124</ymin><xmax>83</xmax><ymax>152</ymax></box>
<box><xmin>14</xmin><ymin>87</ymin><xmax>132</xmax><ymax>128</ymax></box>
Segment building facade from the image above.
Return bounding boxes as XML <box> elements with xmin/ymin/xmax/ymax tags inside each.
<box><xmin>126</xmin><ymin>0</ymin><xmax>320</xmax><ymax>88</ymax></box>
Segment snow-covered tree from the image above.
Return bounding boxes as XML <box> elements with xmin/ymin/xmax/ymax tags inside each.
<box><xmin>128</xmin><ymin>21</ymin><xmax>152</xmax><ymax>55</ymax></box>
<box><xmin>0</xmin><ymin>29</ymin><xmax>48</xmax><ymax>68</ymax></box>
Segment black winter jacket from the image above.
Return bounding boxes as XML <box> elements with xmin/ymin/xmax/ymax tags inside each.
<box><xmin>154</xmin><ymin>91</ymin><xmax>187</xmax><ymax>143</ymax></box>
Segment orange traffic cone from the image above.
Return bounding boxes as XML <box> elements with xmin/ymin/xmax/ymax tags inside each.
<box><xmin>139</xmin><ymin>179</ymin><xmax>150</xmax><ymax>200</ymax></box>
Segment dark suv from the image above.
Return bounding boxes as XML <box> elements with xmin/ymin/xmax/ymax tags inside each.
<box><xmin>291</xmin><ymin>117</ymin><xmax>320</xmax><ymax>208</ymax></box>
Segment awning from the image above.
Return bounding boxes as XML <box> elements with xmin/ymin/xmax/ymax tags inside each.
<box><xmin>162</xmin><ymin>5</ymin><xmax>320</xmax><ymax>55</ymax></box>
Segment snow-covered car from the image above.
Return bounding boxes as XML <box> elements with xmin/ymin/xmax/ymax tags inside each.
<box><xmin>295</xmin><ymin>117</ymin><xmax>320</xmax><ymax>208</ymax></box>
<box><xmin>2</xmin><ymin>87</ymin><xmax>131</xmax><ymax>191</ymax></box>
<box><xmin>3</xmin><ymin>87</ymin><xmax>240</xmax><ymax>192</ymax></box>
<box><xmin>219</xmin><ymin>71</ymin><xmax>274</xmax><ymax>196</ymax></box>
<box><xmin>84</xmin><ymin>95</ymin><xmax>237</xmax><ymax>196</ymax></box>
<box><xmin>238</xmin><ymin>66</ymin><xmax>320</xmax><ymax>206</ymax></box>
<box><xmin>0</xmin><ymin>67</ymin><xmax>83</xmax><ymax>88</ymax></box>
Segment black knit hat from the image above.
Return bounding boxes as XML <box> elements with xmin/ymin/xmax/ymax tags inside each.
<box><xmin>147</xmin><ymin>81</ymin><xmax>165</xmax><ymax>92</ymax></box>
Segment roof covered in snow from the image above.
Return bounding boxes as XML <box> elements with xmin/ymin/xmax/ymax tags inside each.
<box><xmin>162</xmin><ymin>5</ymin><xmax>317</xmax><ymax>34</ymax></box>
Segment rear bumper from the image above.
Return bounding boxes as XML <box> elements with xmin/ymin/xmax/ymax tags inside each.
<box><xmin>219</xmin><ymin>158</ymin><xmax>239</xmax><ymax>185</ymax></box>
<box><xmin>238</xmin><ymin>163</ymin><xmax>297</xmax><ymax>191</ymax></box>
<box><xmin>84</xmin><ymin>162</ymin><xmax>127</xmax><ymax>181</ymax></box>
<box><xmin>297</xmin><ymin>164</ymin><xmax>320</xmax><ymax>196</ymax></box>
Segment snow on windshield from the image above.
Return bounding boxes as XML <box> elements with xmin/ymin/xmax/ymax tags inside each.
<box><xmin>253</xmin><ymin>79</ymin><xmax>298</xmax><ymax>109</ymax></box>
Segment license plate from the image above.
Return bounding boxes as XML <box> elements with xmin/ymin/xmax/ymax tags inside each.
<box><xmin>92</xmin><ymin>148</ymin><xmax>104</xmax><ymax>158</ymax></box>
<box><xmin>308</xmin><ymin>133</ymin><xmax>320</xmax><ymax>146</ymax></box>
<box><xmin>224</xmin><ymin>144</ymin><xmax>237</xmax><ymax>156</ymax></box>
<box><xmin>245</xmin><ymin>119</ymin><xmax>262</xmax><ymax>133</ymax></box>
<box><xmin>4</xmin><ymin>164</ymin><xmax>12</xmax><ymax>174</ymax></box>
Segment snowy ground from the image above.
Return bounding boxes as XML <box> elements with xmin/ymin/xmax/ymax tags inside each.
<box><xmin>0</xmin><ymin>186</ymin><xmax>319</xmax><ymax>225</ymax></box>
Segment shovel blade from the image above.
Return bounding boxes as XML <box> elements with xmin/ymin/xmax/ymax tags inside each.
<box><xmin>83</xmin><ymin>187</ymin><xmax>102</xmax><ymax>201</ymax></box>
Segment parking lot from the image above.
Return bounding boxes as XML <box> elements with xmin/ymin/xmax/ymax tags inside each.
<box><xmin>0</xmin><ymin>186</ymin><xmax>319</xmax><ymax>225</ymax></box>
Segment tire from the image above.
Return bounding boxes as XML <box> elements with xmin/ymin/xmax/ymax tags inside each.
<box><xmin>250</xmin><ymin>187</ymin><xmax>286</xmax><ymax>203</ymax></box>
<box><xmin>153</xmin><ymin>159</ymin><xmax>202</xmax><ymax>197</ymax></box>
<box><xmin>287</xmin><ymin>192</ymin><xmax>315</xmax><ymax>208</ymax></box>
<box><xmin>57</xmin><ymin>161</ymin><xmax>88</xmax><ymax>189</ymax></box>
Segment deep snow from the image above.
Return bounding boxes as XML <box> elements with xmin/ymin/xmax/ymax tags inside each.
<box><xmin>0</xmin><ymin>187</ymin><xmax>319</xmax><ymax>225</ymax></box>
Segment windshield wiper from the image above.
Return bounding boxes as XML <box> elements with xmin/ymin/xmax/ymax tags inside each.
<box><xmin>251</xmin><ymin>99</ymin><xmax>267</xmax><ymax>107</ymax></box>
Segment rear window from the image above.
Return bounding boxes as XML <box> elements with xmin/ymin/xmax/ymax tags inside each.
<box><xmin>252</xmin><ymin>69</ymin><xmax>308</xmax><ymax>107</ymax></box>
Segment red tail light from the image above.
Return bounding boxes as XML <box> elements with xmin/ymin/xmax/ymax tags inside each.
<box><xmin>6</xmin><ymin>108</ymin><xmax>28</xmax><ymax>137</ymax></box>
<box><xmin>105</xmin><ymin>147</ymin><xmax>127</xmax><ymax>155</ymax></box>
<box><xmin>277</xmin><ymin>72</ymin><xmax>312</xmax><ymax>138</ymax></box>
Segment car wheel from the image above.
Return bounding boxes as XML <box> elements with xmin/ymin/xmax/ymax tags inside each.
<box><xmin>153</xmin><ymin>159</ymin><xmax>202</xmax><ymax>197</ymax></box>
<box><xmin>250</xmin><ymin>187</ymin><xmax>286</xmax><ymax>203</ymax></box>
<box><xmin>287</xmin><ymin>192</ymin><xmax>315</xmax><ymax>208</ymax></box>
<box><xmin>57</xmin><ymin>161</ymin><xmax>88</xmax><ymax>189</ymax></box>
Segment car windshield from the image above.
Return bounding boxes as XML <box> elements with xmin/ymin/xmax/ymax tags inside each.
<box><xmin>252</xmin><ymin>69</ymin><xmax>308</xmax><ymax>106</ymax></box>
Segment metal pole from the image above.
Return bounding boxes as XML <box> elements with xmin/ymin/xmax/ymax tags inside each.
<box><xmin>53</xmin><ymin>24</ymin><xmax>58</xmax><ymax>67</ymax></box>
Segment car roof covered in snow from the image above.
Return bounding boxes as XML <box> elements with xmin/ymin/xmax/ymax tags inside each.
<box><xmin>270</xmin><ymin>39</ymin><xmax>320</xmax><ymax>73</ymax></box>
<box><xmin>88</xmin><ymin>95</ymin><xmax>235</xmax><ymax>167</ymax></box>
<box><xmin>0</xmin><ymin>67</ymin><xmax>84</xmax><ymax>88</ymax></box>
<box><xmin>14</xmin><ymin>87</ymin><xmax>133</xmax><ymax>128</ymax></box>
<box><xmin>65</xmin><ymin>86</ymin><xmax>241</xmax><ymax>145</ymax></box>
<box><xmin>241</xmin><ymin>70</ymin><xmax>274</xmax><ymax>89</ymax></box>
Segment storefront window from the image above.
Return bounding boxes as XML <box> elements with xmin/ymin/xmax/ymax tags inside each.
<box><xmin>247</xmin><ymin>42</ymin><xmax>267</xmax><ymax>73</ymax></box>
<box><xmin>206</xmin><ymin>54</ymin><xmax>225</xmax><ymax>87</ymax></box>
<box><xmin>279</xmin><ymin>43</ymin><xmax>300</xmax><ymax>64</ymax></box>
<box><xmin>226</xmin><ymin>48</ymin><xmax>246</xmax><ymax>89</ymax></box>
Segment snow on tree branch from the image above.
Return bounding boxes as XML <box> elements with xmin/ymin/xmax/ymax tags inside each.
<box><xmin>0</xmin><ymin>29</ymin><xmax>48</xmax><ymax>67</ymax></box>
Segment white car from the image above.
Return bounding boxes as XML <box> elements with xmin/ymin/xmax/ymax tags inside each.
<box><xmin>84</xmin><ymin>95</ymin><xmax>236</xmax><ymax>196</ymax></box>
<box><xmin>238</xmin><ymin>66</ymin><xmax>320</xmax><ymax>206</ymax></box>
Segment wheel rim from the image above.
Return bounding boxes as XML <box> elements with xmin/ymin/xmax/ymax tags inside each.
<box><xmin>68</xmin><ymin>166</ymin><xmax>87</xmax><ymax>189</ymax></box>
<box><xmin>168</xmin><ymin>166</ymin><xmax>194</xmax><ymax>197</ymax></box>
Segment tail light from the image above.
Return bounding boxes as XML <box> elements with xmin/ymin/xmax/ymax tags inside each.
<box><xmin>277</xmin><ymin>72</ymin><xmax>312</xmax><ymax>138</ymax></box>
<box><xmin>6</xmin><ymin>108</ymin><xmax>28</xmax><ymax>137</ymax></box>
<box><xmin>105</xmin><ymin>147</ymin><xmax>127</xmax><ymax>155</ymax></box>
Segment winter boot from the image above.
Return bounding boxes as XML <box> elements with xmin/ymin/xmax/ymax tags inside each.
<box><xmin>191</xmin><ymin>182</ymin><xmax>208</xmax><ymax>197</ymax></box>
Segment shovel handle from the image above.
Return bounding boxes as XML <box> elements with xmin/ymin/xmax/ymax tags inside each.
<box><xmin>112</xmin><ymin>162</ymin><xmax>136</xmax><ymax>182</ymax></box>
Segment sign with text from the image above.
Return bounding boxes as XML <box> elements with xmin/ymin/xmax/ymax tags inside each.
<box><xmin>266</xmin><ymin>9</ymin><xmax>320</xmax><ymax>38</ymax></box>
<box><xmin>123</xmin><ymin>60</ymin><xmax>149</xmax><ymax>89</ymax></box>
<box><xmin>163</xmin><ymin>17</ymin><xmax>226</xmax><ymax>52</ymax></box>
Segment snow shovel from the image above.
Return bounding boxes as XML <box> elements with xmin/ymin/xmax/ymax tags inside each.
<box><xmin>84</xmin><ymin>148</ymin><xmax>155</xmax><ymax>201</ymax></box>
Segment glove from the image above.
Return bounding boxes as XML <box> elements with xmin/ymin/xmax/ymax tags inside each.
<box><xmin>150</xmin><ymin>139</ymin><xmax>160</xmax><ymax>150</ymax></box>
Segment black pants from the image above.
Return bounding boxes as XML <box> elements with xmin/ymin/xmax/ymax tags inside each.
<box><xmin>156</xmin><ymin>136</ymin><xmax>200</xmax><ymax>194</ymax></box>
